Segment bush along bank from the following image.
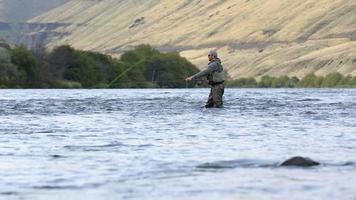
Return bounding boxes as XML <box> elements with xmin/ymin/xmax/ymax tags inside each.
<box><xmin>0</xmin><ymin>44</ymin><xmax>199</xmax><ymax>89</ymax></box>
<box><xmin>226</xmin><ymin>73</ymin><xmax>356</xmax><ymax>88</ymax></box>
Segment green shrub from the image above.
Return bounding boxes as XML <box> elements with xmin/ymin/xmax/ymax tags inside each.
<box><xmin>229</xmin><ymin>73</ymin><xmax>355</xmax><ymax>88</ymax></box>
<box><xmin>10</xmin><ymin>46</ymin><xmax>37</xmax><ymax>87</ymax></box>
<box><xmin>51</xmin><ymin>80</ymin><xmax>82</xmax><ymax>89</ymax></box>
<box><xmin>258</xmin><ymin>76</ymin><xmax>274</xmax><ymax>88</ymax></box>
<box><xmin>0</xmin><ymin>47</ymin><xmax>18</xmax><ymax>87</ymax></box>
<box><xmin>227</xmin><ymin>77</ymin><xmax>257</xmax><ymax>88</ymax></box>
<box><xmin>321</xmin><ymin>72</ymin><xmax>343</xmax><ymax>87</ymax></box>
<box><xmin>298</xmin><ymin>73</ymin><xmax>322</xmax><ymax>88</ymax></box>
<box><xmin>144</xmin><ymin>52</ymin><xmax>199</xmax><ymax>88</ymax></box>
<box><xmin>351</xmin><ymin>77</ymin><xmax>356</xmax><ymax>87</ymax></box>
<box><xmin>109</xmin><ymin>45</ymin><xmax>198</xmax><ymax>88</ymax></box>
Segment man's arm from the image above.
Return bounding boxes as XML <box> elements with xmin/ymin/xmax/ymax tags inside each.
<box><xmin>185</xmin><ymin>62</ymin><xmax>218</xmax><ymax>81</ymax></box>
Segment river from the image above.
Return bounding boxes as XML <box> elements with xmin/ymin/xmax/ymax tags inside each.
<box><xmin>0</xmin><ymin>89</ymin><xmax>355</xmax><ymax>200</ymax></box>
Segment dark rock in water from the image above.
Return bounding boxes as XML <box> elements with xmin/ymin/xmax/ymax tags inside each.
<box><xmin>280</xmin><ymin>156</ymin><xmax>320</xmax><ymax>167</ymax></box>
<box><xmin>304</xmin><ymin>111</ymin><xmax>318</xmax><ymax>115</ymax></box>
<box><xmin>50</xmin><ymin>154</ymin><xmax>64</xmax><ymax>159</ymax></box>
<box><xmin>196</xmin><ymin>157</ymin><xmax>320</xmax><ymax>170</ymax></box>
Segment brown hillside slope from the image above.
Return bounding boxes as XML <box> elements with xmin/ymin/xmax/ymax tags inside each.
<box><xmin>30</xmin><ymin>0</ymin><xmax>356</xmax><ymax>78</ymax></box>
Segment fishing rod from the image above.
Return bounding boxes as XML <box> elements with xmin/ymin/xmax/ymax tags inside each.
<box><xmin>109</xmin><ymin>80</ymin><xmax>192</xmax><ymax>88</ymax></box>
<box><xmin>108</xmin><ymin>59</ymin><xmax>196</xmax><ymax>88</ymax></box>
<box><xmin>108</xmin><ymin>59</ymin><xmax>145</xmax><ymax>87</ymax></box>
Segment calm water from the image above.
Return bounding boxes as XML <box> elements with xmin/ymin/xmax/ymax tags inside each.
<box><xmin>0</xmin><ymin>89</ymin><xmax>355</xmax><ymax>200</ymax></box>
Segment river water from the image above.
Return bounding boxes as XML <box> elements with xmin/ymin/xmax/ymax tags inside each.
<box><xmin>0</xmin><ymin>89</ymin><xmax>355</xmax><ymax>200</ymax></box>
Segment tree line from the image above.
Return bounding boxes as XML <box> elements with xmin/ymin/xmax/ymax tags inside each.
<box><xmin>1</xmin><ymin>41</ymin><xmax>355</xmax><ymax>89</ymax></box>
<box><xmin>227</xmin><ymin>73</ymin><xmax>356</xmax><ymax>88</ymax></box>
<box><xmin>0</xmin><ymin>43</ymin><xmax>199</xmax><ymax>88</ymax></box>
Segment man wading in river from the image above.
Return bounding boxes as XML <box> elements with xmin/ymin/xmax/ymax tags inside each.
<box><xmin>185</xmin><ymin>50</ymin><xmax>225</xmax><ymax>108</ymax></box>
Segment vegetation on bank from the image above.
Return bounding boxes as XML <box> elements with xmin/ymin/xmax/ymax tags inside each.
<box><xmin>1</xmin><ymin>42</ymin><xmax>355</xmax><ymax>89</ymax></box>
<box><xmin>227</xmin><ymin>73</ymin><xmax>356</xmax><ymax>88</ymax></box>
<box><xmin>0</xmin><ymin>44</ymin><xmax>199</xmax><ymax>88</ymax></box>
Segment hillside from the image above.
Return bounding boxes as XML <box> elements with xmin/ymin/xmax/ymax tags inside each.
<box><xmin>29</xmin><ymin>0</ymin><xmax>356</xmax><ymax>78</ymax></box>
<box><xmin>0</xmin><ymin>0</ymin><xmax>68</xmax><ymax>22</ymax></box>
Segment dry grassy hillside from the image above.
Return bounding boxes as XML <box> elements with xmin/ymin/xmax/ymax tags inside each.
<box><xmin>31</xmin><ymin>0</ymin><xmax>356</xmax><ymax>78</ymax></box>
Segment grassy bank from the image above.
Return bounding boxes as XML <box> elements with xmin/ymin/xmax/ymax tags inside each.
<box><xmin>226</xmin><ymin>73</ymin><xmax>356</xmax><ymax>88</ymax></box>
<box><xmin>0</xmin><ymin>44</ymin><xmax>199</xmax><ymax>89</ymax></box>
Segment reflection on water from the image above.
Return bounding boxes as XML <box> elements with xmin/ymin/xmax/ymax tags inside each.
<box><xmin>0</xmin><ymin>89</ymin><xmax>355</xmax><ymax>200</ymax></box>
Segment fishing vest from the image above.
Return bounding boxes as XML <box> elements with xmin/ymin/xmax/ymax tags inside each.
<box><xmin>207</xmin><ymin>59</ymin><xmax>225</xmax><ymax>84</ymax></box>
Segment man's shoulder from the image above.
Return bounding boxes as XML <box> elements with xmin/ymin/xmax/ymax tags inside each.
<box><xmin>208</xmin><ymin>60</ymin><xmax>218</xmax><ymax>67</ymax></box>
<box><xmin>208</xmin><ymin>59</ymin><xmax>222</xmax><ymax>69</ymax></box>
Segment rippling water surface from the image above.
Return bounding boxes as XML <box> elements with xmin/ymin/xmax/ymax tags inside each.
<box><xmin>0</xmin><ymin>89</ymin><xmax>355</xmax><ymax>200</ymax></box>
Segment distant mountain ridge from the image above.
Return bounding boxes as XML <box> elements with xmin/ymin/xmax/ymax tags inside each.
<box><xmin>0</xmin><ymin>0</ymin><xmax>68</xmax><ymax>22</ymax></box>
<box><xmin>15</xmin><ymin>0</ymin><xmax>356</xmax><ymax>78</ymax></box>
<box><xmin>0</xmin><ymin>0</ymin><xmax>69</xmax><ymax>47</ymax></box>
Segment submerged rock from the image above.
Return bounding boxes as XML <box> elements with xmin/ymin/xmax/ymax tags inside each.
<box><xmin>196</xmin><ymin>157</ymin><xmax>320</xmax><ymax>170</ymax></box>
<box><xmin>196</xmin><ymin>159</ymin><xmax>274</xmax><ymax>169</ymax></box>
<box><xmin>280</xmin><ymin>156</ymin><xmax>320</xmax><ymax>167</ymax></box>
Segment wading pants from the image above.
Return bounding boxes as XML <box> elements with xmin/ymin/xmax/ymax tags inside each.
<box><xmin>205</xmin><ymin>83</ymin><xmax>224</xmax><ymax>108</ymax></box>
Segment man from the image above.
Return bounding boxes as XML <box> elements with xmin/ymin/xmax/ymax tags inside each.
<box><xmin>185</xmin><ymin>50</ymin><xmax>225</xmax><ymax>108</ymax></box>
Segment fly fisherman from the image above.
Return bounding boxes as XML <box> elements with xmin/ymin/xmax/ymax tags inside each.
<box><xmin>185</xmin><ymin>50</ymin><xmax>225</xmax><ymax>108</ymax></box>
